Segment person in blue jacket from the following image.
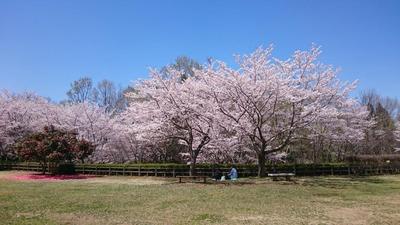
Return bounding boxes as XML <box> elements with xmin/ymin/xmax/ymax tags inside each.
<box><xmin>227</xmin><ymin>166</ymin><xmax>238</xmax><ymax>180</ymax></box>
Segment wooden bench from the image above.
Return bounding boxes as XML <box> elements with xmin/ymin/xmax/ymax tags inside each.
<box><xmin>176</xmin><ymin>176</ymin><xmax>208</xmax><ymax>183</ymax></box>
<box><xmin>267</xmin><ymin>173</ymin><xmax>295</xmax><ymax>181</ymax></box>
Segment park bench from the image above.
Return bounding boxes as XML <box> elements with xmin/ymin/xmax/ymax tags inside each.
<box><xmin>267</xmin><ymin>173</ymin><xmax>295</xmax><ymax>181</ymax></box>
<box><xmin>176</xmin><ymin>175</ymin><xmax>208</xmax><ymax>183</ymax></box>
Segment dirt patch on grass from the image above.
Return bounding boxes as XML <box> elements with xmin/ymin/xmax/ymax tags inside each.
<box><xmin>50</xmin><ymin>213</ymin><xmax>111</xmax><ymax>225</ymax></box>
<box><xmin>15</xmin><ymin>212</ymin><xmax>42</xmax><ymax>219</ymax></box>
<box><xmin>85</xmin><ymin>176</ymin><xmax>173</xmax><ymax>185</ymax></box>
<box><xmin>381</xmin><ymin>194</ymin><xmax>400</xmax><ymax>205</ymax></box>
<box><xmin>232</xmin><ymin>215</ymin><xmax>266</xmax><ymax>222</ymax></box>
<box><xmin>232</xmin><ymin>214</ymin><xmax>325</xmax><ymax>225</ymax></box>
<box><xmin>325</xmin><ymin>207</ymin><xmax>373</xmax><ymax>225</ymax></box>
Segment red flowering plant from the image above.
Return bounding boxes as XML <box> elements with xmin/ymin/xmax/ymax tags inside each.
<box><xmin>13</xmin><ymin>125</ymin><xmax>94</xmax><ymax>174</ymax></box>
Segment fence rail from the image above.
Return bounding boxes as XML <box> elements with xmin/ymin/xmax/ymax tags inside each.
<box><xmin>1</xmin><ymin>162</ymin><xmax>400</xmax><ymax>177</ymax></box>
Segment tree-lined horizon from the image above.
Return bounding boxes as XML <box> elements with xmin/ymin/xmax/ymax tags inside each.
<box><xmin>1</xmin><ymin>46</ymin><xmax>400</xmax><ymax>177</ymax></box>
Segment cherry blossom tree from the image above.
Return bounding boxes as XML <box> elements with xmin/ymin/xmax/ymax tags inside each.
<box><xmin>95</xmin><ymin>113</ymin><xmax>146</xmax><ymax>163</ymax></box>
<box><xmin>197</xmin><ymin>45</ymin><xmax>371</xmax><ymax>176</ymax></box>
<box><xmin>126</xmin><ymin>68</ymin><xmax>216</xmax><ymax>175</ymax></box>
<box><xmin>395</xmin><ymin>121</ymin><xmax>400</xmax><ymax>151</ymax></box>
<box><xmin>0</xmin><ymin>91</ymin><xmax>56</xmax><ymax>158</ymax></box>
<box><xmin>300</xmin><ymin>101</ymin><xmax>373</xmax><ymax>162</ymax></box>
<box><xmin>53</xmin><ymin>103</ymin><xmax>116</xmax><ymax>162</ymax></box>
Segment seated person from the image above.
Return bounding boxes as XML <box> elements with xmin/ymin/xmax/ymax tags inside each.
<box><xmin>213</xmin><ymin>169</ymin><xmax>223</xmax><ymax>180</ymax></box>
<box><xmin>227</xmin><ymin>166</ymin><xmax>238</xmax><ymax>180</ymax></box>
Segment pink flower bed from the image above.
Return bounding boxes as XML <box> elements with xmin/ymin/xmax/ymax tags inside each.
<box><xmin>8</xmin><ymin>173</ymin><xmax>98</xmax><ymax>181</ymax></box>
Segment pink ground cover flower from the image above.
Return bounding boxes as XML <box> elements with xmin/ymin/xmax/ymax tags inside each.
<box><xmin>7</xmin><ymin>173</ymin><xmax>98</xmax><ymax>181</ymax></box>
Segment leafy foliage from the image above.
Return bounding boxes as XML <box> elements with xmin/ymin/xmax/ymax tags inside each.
<box><xmin>13</xmin><ymin>126</ymin><xmax>94</xmax><ymax>173</ymax></box>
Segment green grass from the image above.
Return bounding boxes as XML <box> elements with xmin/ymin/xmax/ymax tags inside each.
<box><xmin>1</xmin><ymin>171</ymin><xmax>400</xmax><ymax>225</ymax></box>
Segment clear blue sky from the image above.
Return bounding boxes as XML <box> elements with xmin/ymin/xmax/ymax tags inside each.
<box><xmin>1</xmin><ymin>0</ymin><xmax>399</xmax><ymax>101</ymax></box>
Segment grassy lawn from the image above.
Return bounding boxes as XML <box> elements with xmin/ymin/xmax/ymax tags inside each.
<box><xmin>1</xmin><ymin>171</ymin><xmax>400</xmax><ymax>225</ymax></box>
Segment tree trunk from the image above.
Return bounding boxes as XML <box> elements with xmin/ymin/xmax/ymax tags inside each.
<box><xmin>258</xmin><ymin>151</ymin><xmax>266</xmax><ymax>177</ymax></box>
<box><xmin>41</xmin><ymin>163</ymin><xmax>46</xmax><ymax>175</ymax></box>
<box><xmin>189</xmin><ymin>159</ymin><xmax>196</xmax><ymax>176</ymax></box>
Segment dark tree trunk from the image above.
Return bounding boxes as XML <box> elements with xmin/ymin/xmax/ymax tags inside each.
<box><xmin>188</xmin><ymin>140</ymin><xmax>205</xmax><ymax>176</ymax></box>
<box><xmin>41</xmin><ymin>162</ymin><xmax>46</xmax><ymax>175</ymax></box>
<box><xmin>189</xmin><ymin>159</ymin><xmax>196</xmax><ymax>176</ymax></box>
<box><xmin>257</xmin><ymin>151</ymin><xmax>266</xmax><ymax>177</ymax></box>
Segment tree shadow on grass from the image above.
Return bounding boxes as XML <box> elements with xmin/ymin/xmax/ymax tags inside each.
<box><xmin>165</xmin><ymin>178</ymin><xmax>257</xmax><ymax>186</ymax></box>
<box><xmin>169</xmin><ymin>176</ymin><xmax>304</xmax><ymax>186</ymax></box>
<box><xmin>164</xmin><ymin>176</ymin><xmax>399</xmax><ymax>189</ymax></box>
<box><xmin>299</xmin><ymin>176</ymin><xmax>392</xmax><ymax>190</ymax></box>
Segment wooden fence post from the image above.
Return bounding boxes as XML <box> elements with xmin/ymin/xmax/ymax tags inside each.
<box><xmin>312</xmin><ymin>163</ymin><xmax>316</xmax><ymax>176</ymax></box>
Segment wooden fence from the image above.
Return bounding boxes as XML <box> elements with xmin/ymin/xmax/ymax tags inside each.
<box><xmin>2</xmin><ymin>162</ymin><xmax>400</xmax><ymax>177</ymax></box>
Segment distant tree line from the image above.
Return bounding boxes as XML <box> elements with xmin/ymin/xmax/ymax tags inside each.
<box><xmin>63</xmin><ymin>77</ymin><xmax>129</xmax><ymax>114</ymax></box>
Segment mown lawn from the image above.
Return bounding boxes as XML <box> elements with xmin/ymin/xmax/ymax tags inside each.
<box><xmin>1</xmin><ymin>171</ymin><xmax>400</xmax><ymax>225</ymax></box>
